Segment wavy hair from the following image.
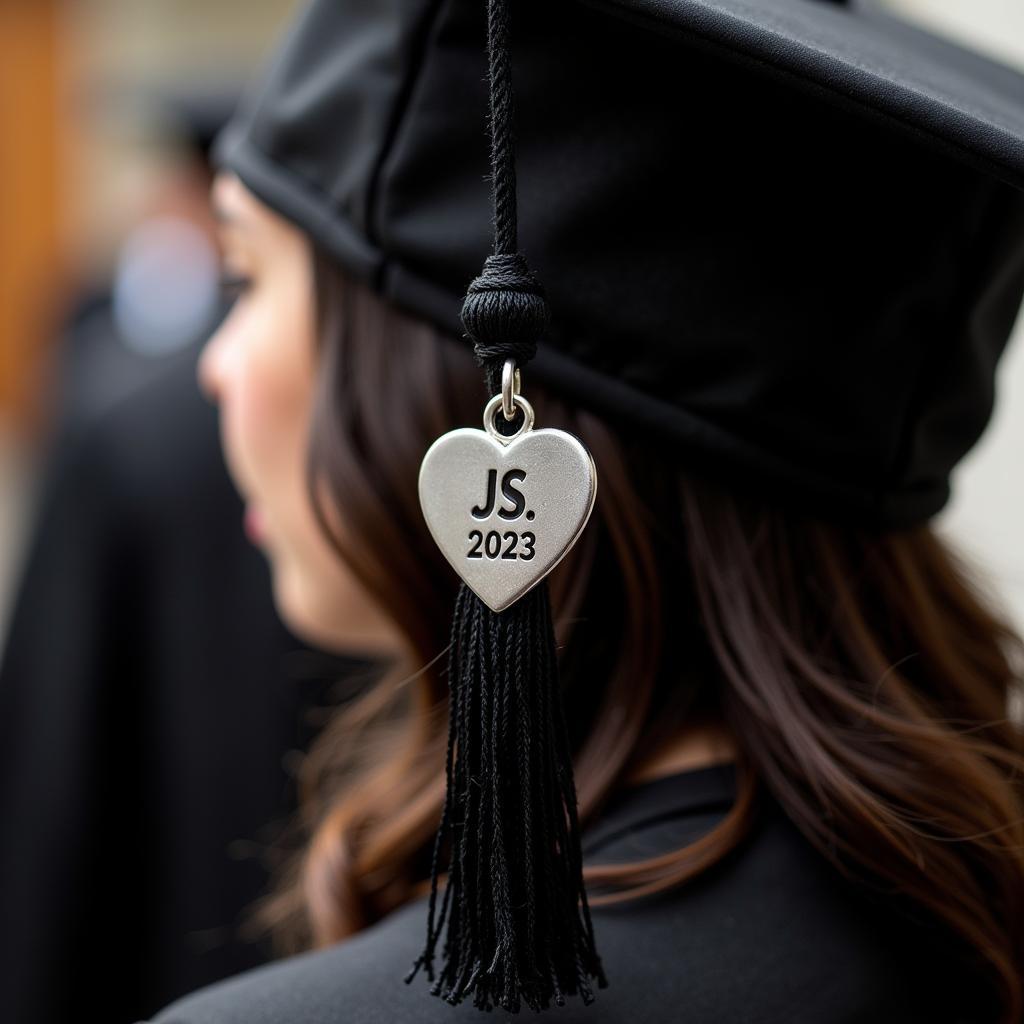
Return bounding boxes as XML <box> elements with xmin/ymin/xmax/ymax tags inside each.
<box><xmin>245</xmin><ymin>252</ymin><xmax>1024</xmax><ymax>1022</ymax></box>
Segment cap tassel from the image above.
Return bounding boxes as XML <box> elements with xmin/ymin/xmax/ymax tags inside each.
<box><xmin>405</xmin><ymin>582</ymin><xmax>605</xmax><ymax>1011</ymax></box>
<box><xmin>405</xmin><ymin>0</ymin><xmax>605</xmax><ymax>1010</ymax></box>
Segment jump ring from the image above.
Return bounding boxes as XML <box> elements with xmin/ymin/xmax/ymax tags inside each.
<box><xmin>484</xmin><ymin>393</ymin><xmax>534</xmax><ymax>443</ymax></box>
<box><xmin>501</xmin><ymin>358</ymin><xmax>521</xmax><ymax>421</ymax></box>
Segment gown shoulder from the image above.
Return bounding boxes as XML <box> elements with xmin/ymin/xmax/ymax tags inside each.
<box><xmin>144</xmin><ymin>764</ymin><xmax>981</xmax><ymax>1023</ymax></box>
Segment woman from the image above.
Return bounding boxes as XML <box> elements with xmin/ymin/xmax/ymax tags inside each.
<box><xmin>147</xmin><ymin>0</ymin><xmax>1024</xmax><ymax>1020</ymax></box>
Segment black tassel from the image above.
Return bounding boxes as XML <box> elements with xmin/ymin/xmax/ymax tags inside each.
<box><xmin>405</xmin><ymin>581</ymin><xmax>606</xmax><ymax>1011</ymax></box>
<box><xmin>406</xmin><ymin>0</ymin><xmax>606</xmax><ymax>1008</ymax></box>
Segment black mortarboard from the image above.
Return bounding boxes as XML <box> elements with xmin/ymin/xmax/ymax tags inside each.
<box><xmin>213</xmin><ymin>0</ymin><xmax>1024</xmax><ymax>1012</ymax></box>
<box><xmin>215</xmin><ymin>0</ymin><xmax>1024</xmax><ymax>528</ymax></box>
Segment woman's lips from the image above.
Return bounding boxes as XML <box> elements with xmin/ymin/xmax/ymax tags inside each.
<box><xmin>243</xmin><ymin>505</ymin><xmax>267</xmax><ymax>545</ymax></box>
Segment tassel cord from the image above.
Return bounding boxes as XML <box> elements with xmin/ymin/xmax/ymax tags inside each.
<box><xmin>407</xmin><ymin>0</ymin><xmax>606</xmax><ymax>1011</ymax></box>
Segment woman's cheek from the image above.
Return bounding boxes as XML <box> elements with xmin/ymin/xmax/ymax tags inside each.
<box><xmin>229</xmin><ymin>306</ymin><xmax>300</xmax><ymax>487</ymax></box>
<box><xmin>213</xmin><ymin>315</ymin><xmax>269</xmax><ymax>507</ymax></box>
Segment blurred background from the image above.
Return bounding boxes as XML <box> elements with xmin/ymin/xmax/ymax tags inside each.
<box><xmin>0</xmin><ymin>0</ymin><xmax>304</xmax><ymax>632</ymax></box>
<box><xmin>0</xmin><ymin>1</ymin><xmax>1022</xmax><ymax>1022</ymax></box>
<box><xmin>0</xmin><ymin>4</ymin><xmax>348</xmax><ymax>1024</ymax></box>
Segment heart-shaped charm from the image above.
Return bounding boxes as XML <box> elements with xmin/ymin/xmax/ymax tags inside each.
<box><xmin>419</xmin><ymin>395</ymin><xmax>597</xmax><ymax>613</ymax></box>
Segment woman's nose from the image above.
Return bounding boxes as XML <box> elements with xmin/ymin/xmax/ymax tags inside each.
<box><xmin>197</xmin><ymin>329</ymin><xmax>227</xmax><ymax>403</ymax></box>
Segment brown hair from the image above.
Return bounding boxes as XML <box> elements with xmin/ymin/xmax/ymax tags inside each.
<box><xmin>248</xmin><ymin>251</ymin><xmax>1024</xmax><ymax>1021</ymax></box>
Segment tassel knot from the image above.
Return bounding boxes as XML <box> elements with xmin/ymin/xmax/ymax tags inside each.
<box><xmin>460</xmin><ymin>252</ymin><xmax>550</xmax><ymax>377</ymax></box>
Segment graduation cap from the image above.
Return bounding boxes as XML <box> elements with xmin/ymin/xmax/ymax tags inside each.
<box><xmin>213</xmin><ymin>0</ymin><xmax>1024</xmax><ymax>1012</ymax></box>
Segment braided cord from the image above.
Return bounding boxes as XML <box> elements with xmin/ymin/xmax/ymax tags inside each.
<box><xmin>461</xmin><ymin>0</ymin><xmax>550</xmax><ymax>394</ymax></box>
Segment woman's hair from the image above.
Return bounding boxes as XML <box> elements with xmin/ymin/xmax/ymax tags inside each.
<box><xmin>247</xmin><ymin>249</ymin><xmax>1024</xmax><ymax>1021</ymax></box>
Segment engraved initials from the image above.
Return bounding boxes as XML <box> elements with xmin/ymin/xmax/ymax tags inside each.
<box><xmin>470</xmin><ymin>468</ymin><xmax>527</xmax><ymax>520</ymax></box>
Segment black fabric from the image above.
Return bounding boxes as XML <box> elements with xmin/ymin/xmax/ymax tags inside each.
<box><xmin>408</xmin><ymin>581</ymin><xmax>605</xmax><ymax>1010</ymax></box>
<box><xmin>214</xmin><ymin>0</ymin><xmax>1024</xmax><ymax>528</ymax></box>
<box><xmin>145</xmin><ymin>761</ymin><xmax>986</xmax><ymax>1023</ymax></box>
<box><xmin>0</xmin><ymin>351</ymin><xmax>347</xmax><ymax>1024</ymax></box>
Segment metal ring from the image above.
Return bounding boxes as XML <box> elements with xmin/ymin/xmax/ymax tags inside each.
<box><xmin>483</xmin><ymin>392</ymin><xmax>534</xmax><ymax>443</ymax></box>
<box><xmin>501</xmin><ymin>358</ymin><xmax>521</xmax><ymax>422</ymax></box>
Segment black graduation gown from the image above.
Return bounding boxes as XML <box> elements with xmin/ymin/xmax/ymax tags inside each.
<box><xmin>143</xmin><ymin>761</ymin><xmax>988</xmax><ymax>1024</ymax></box>
<box><xmin>0</xmin><ymin>350</ymin><xmax>346</xmax><ymax>1024</ymax></box>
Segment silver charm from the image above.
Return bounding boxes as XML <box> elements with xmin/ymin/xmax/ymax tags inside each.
<box><xmin>419</xmin><ymin>360</ymin><xmax>597</xmax><ymax>613</ymax></box>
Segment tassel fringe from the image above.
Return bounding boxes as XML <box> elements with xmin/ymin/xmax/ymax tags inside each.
<box><xmin>406</xmin><ymin>581</ymin><xmax>606</xmax><ymax>1012</ymax></box>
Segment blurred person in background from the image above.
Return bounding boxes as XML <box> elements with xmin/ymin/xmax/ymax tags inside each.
<box><xmin>0</xmin><ymin>93</ymin><xmax>351</xmax><ymax>1024</ymax></box>
<box><xmin>141</xmin><ymin>0</ymin><xmax>1024</xmax><ymax>1021</ymax></box>
<box><xmin>50</xmin><ymin>92</ymin><xmax>232</xmax><ymax>429</ymax></box>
